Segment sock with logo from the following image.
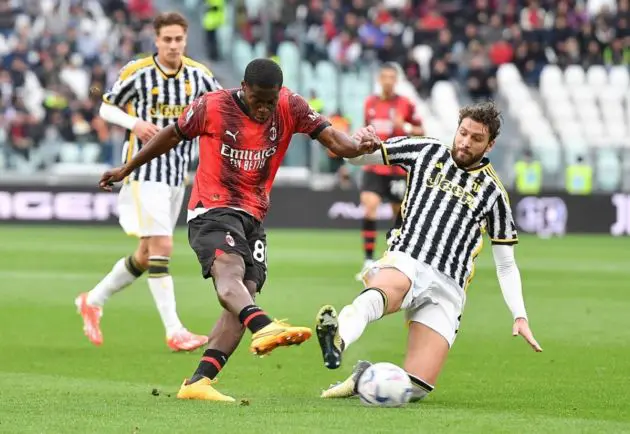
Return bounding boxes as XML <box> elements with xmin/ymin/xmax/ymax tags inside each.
<box><xmin>362</xmin><ymin>219</ymin><xmax>377</xmax><ymax>260</ymax></box>
<box><xmin>147</xmin><ymin>256</ymin><xmax>184</xmax><ymax>336</ymax></box>
<box><xmin>87</xmin><ymin>256</ymin><xmax>145</xmax><ymax>306</ymax></box>
<box><xmin>187</xmin><ymin>349</ymin><xmax>229</xmax><ymax>384</ymax></box>
<box><xmin>338</xmin><ymin>288</ymin><xmax>386</xmax><ymax>349</ymax></box>
<box><xmin>238</xmin><ymin>305</ymin><xmax>273</xmax><ymax>334</ymax></box>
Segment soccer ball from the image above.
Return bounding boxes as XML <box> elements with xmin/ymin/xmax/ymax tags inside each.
<box><xmin>356</xmin><ymin>362</ymin><xmax>413</xmax><ymax>407</ymax></box>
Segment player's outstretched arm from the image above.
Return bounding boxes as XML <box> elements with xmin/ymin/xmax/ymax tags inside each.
<box><xmin>99</xmin><ymin>124</ymin><xmax>180</xmax><ymax>191</ymax></box>
<box><xmin>492</xmin><ymin>244</ymin><xmax>543</xmax><ymax>352</ymax></box>
<box><xmin>100</xmin><ymin>103</ymin><xmax>160</xmax><ymax>143</ymax></box>
<box><xmin>316</xmin><ymin>125</ymin><xmax>380</xmax><ymax>158</ymax></box>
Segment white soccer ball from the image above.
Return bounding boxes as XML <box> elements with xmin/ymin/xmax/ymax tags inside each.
<box><xmin>356</xmin><ymin>362</ymin><xmax>413</xmax><ymax>407</ymax></box>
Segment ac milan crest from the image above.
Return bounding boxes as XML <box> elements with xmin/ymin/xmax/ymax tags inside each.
<box><xmin>225</xmin><ymin>232</ymin><xmax>235</xmax><ymax>247</ymax></box>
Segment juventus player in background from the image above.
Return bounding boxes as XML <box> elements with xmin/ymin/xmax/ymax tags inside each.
<box><xmin>357</xmin><ymin>63</ymin><xmax>424</xmax><ymax>281</ymax></box>
<box><xmin>75</xmin><ymin>12</ymin><xmax>221</xmax><ymax>351</ymax></box>
<box><xmin>316</xmin><ymin>101</ymin><xmax>542</xmax><ymax>402</ymax></box>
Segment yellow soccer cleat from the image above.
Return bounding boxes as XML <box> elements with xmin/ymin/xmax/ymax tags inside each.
<box><xmin>176</xmin><ymin>377</ymin><xmax>235</xmax><ymax>402</ymax></box>
<box><xmin>321</xmin><ymin>360</ymin><xmax>372</xmax><ymax>399</ymax></box>
<box><xmin>250</xmin><ymin>319</ymin><xmax>312</xmax><ymax>356</ymax></box>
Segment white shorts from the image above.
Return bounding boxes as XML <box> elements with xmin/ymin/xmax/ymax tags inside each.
<box><xmin>117</xmin><ymin>181</ymin><xmax>185</xmax><ymax>237</ymax></box>
<box><xmin>367</xmin><ymin>251</ymin><xmax>466</xmax><ymax>347</ymax></box>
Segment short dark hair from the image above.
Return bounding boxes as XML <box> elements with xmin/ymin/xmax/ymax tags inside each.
<box><xmin>244</xmin><ymin>59</ymin><xmax>283</xmax><ymax>88</ymax></box>
<box><xmin>154</xmin><ymin>12</ymin><xmax>188</xmax><ymax>35</ymax></box>
<box><xmin>381</xmin><ymin>62</ymin><xmax>399</xmax><ymax>74</ymax></box>
<box><xmin>458</xmin><ymin>101</ymin><xmax>502</xmax><ymax>142</ymax></box>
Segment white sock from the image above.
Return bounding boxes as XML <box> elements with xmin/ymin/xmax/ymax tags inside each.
<box><xmin>147</xmin><ymin>256</ymin><xmax>184</xmax><ymax>337</ymax></box>
<box><xmin>87</xmin><ymin>257</ymin><xmax>142</xmax><ymax>307</ymax></box>
<box><xmin>338</xmin><ymin>289</ymin><xmax>385</xmax><ymax>349</ymax></box>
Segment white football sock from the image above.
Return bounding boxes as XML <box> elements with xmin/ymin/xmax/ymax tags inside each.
<box><xmin>87</xmin><ymin>257</ymin><xmax>142</xmax><ymax>307</ymax></box>
<box><xmin>338</xmin><ymin>289</ymin><xmax>385</xmax><ymax>349</ymax></box>
<box><xmin>147</xmin><ymin>256</ymin><xmax>184</xmax><ymax>337</ymax></box>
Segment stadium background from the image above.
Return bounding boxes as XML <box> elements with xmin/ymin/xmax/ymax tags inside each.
<box><xmin>0</xmin><ymin>1</ymin><xmax>629</xmax><ymax>433</ymax></box>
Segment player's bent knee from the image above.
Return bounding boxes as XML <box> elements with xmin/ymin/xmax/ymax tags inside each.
<box><xmin>147</xmin><ymin>236</ymin><xmax>173</xmax><ymax>257</ymax></box>
<box><xmin>365</xmin><ymin>268</ymin><xmax>411</xmax><ymax>314</ymax></box>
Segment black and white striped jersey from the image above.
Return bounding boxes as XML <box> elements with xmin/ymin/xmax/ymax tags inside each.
<box><xmin>382</xmin><ymin>136</ymin><xmax>518</xmax><ymax>291</ymax></box>
<box><xmin>103</xmin><ymin>54</ymin><xmax>222</xmax><ymax>186</ymax></box>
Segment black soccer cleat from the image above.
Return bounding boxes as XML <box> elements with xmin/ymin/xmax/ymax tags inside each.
<box><xmin>316</xmin><ymin>305</ymin><xmax>344</xmax><ymax>369</ymax></box>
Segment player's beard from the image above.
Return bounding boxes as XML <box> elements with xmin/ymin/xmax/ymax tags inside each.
<box><xmin>451</xmin><ymin>142</ymin><xmax>485</xmax><ymax>169</ymax></box>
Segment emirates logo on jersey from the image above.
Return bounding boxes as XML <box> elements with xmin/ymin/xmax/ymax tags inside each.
<box><xmin>220</xmin><ymin>143</ymin><xmax>279</xmax><ymax>171</ymax></box>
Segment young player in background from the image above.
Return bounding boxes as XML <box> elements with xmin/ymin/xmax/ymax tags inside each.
<box><xmin>316</xmin><ymin>102</ymin><xmax>542</xmax><ymax>402</ymax></box>
<box><xmin>75</xmin><ymin>12</ymin><xmax>222</xmax><ymax>351</ymax></box>
<box><xmin>99</xmin><ymin>59</ymin><xmax>380</xmax><ymax>402</ymax></box>
<box><xmin>357</xmin><ymin>62</ymin><xmax>424</xmax><ymax>281</ymax></box>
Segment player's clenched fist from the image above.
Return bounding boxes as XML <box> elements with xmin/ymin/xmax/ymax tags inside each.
<box><xmin>99</xmin><ymin>166</ymin><xmax>130</xmax><ymax>191</ymax></box>
<box><xmin>352</xmin><ymin>125</ymin><xmax>376</xmax><ymax>143</ymax></box>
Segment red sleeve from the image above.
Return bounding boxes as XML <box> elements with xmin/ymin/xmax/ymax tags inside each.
<box><xmin>288</xmin><ymin>92</ymin><xmax>331</xmax><ymax>139</ymax></box>
<box><xmin>175</xmin><ymin>93</ymin><xmax>211</xmax><ymax>140</ymax></box>
<box><xmin>405</xmin><ymin>98</ymin><xmax>422</xmax><ymax>126</ymax></box>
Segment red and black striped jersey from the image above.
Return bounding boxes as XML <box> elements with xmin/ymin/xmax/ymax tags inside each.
<box><xmin>176</xmin><ymin>87</ymin><xmax>330</xmax><ymax>221</ymax></box>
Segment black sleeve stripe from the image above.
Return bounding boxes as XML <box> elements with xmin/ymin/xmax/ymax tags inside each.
<box><xmin>174</xmin><ymin>121</ymin><xmax>188</xmax><ymax>141</ymax></box>
<box><xmin>112</xmin><ymin>79</ymin><xmax>136</xmax><ymax>107</ymax></box>
<box><xmin>309</xmin><ymin>121</ymin><xmax>331</xmax><ymax>139</ymax></box>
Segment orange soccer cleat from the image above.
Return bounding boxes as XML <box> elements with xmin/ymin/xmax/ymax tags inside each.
<box><xmin>176</xmin><ymin>378</ymin><xmax>235</xmax><ymax>402</ymax></box>
<box><xmin>250</xmin><ymin>319</ymin><xmax>312</xmax><ymax>356</ymax></box>
<box><xmin>75</xmin><ymin>293</ymin><xmax>103</xmax><ymax>346</ymax></box>
<box><xmin>167</xmin><ymin>329</ymin><xmax>209</xmax><ymax>352</ymax></box>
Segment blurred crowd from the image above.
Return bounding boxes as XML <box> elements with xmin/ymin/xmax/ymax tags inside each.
<box><xmin>0</xmin><ymin>0</ymin><xmax>155</xmax><ymax>169</ymax></box>
<box><xmin>237</xmin><ymin>0</ymin><xmax>629</xmax><ymax>100</ymax></box>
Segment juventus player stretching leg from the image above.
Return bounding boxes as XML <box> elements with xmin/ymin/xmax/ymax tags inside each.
<box><xmin>99</xmin><ymin>59</ymin><xmax>379</xmax><ymax>401</ymax></box>
<box><xmin>315</xmin><ymin>102</ymin><xmax>542</xmax><ymax>402</ymax></box>
<box><xmin>75</xmin><ymin>12</ymin><xmax>222</xmax><ymax>351</ymax></box>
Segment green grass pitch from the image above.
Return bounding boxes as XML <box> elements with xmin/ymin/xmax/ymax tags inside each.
<box><xmin>0</xmin><ymin>226</ymin><xmax>628</xmax><ymax>433</ymax></box>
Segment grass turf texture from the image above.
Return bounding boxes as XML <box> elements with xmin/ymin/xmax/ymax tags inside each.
<box><xmin>0</xmin><ymin>226</ymin><xmax>628</xmax><ymax>433</ymax></box>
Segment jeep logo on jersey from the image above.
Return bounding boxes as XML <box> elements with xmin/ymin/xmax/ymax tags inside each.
<box><xmin>220</xmin><ymin>143</ymin><xmax>279</xmax><ymax>171</ymax></box>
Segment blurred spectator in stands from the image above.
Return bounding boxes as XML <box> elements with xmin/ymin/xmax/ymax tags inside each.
<box><xmin>603</xmin><ymin>37</ymin><xmax>630</xmax><ymax>65</ymax></box>
<box><xmin>0</xmin><ymin>0</ymin><xmax>17</xmax><ymax>38</ymax></box>
<box><xmin>428</xmin><ymin>59</ymin><xmax>451</xmax><ymax>92</ymax></box>
<box><xmin>566</xmin><ymin>156</ymin><xmax>593</xmax><ymax>195</ymax></box>
<box><xmin>329</xmin><ymin>31</ymin><xmax>362</xmax><ymax>70</ymax></box>
<box><xmin>583</xmin><ymin>39</ymin><xmax>604</xmax><ymax>67</ymax></box>
<box><xmin>514</xmin><ymin>148</ymin><xmax>543</xmax><ymax>195</ymax></box>
<box><xmin>466</xmin><ymin>55</ymin><xmax>496</xmax><ymax>101</ymax></box>
<box><xmin>7</xmin><ymin>96</ymin><xmax>40</xmax><ymax>160</ymax></box>
<box><xmin>203</xmin><ymin>0</ymin><xmax>225</xmax><ymax>61</ymax></box>
<box><xmin>128</xmin><ymin>0</ymin><xmax>155</xmax><ymax>22</ymax></box>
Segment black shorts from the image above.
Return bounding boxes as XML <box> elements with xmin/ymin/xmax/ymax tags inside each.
<box><xmin>188</xmin><ymin>208</ymin><xmax>267</xmax><ymax>292</ymax></box>
<box><xmin>362</xmin><ymin>171</ymin><xmax>407</xmax><ymax>203</ymax></box>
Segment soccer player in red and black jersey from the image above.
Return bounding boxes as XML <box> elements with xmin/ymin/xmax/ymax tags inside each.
<box><xmin>99</xmin><ymin>58</ymin><xmax>379</xmax><ymax>401</ymax></box>
<box><xmin>357</xmin><ymin>63</ymin><xmax>424</xmax><ymax>281</ymax></box>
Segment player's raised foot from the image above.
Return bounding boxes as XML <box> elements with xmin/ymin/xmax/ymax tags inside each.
<box><xmin>167</xmin><ymin>329</ymin><xmax>209</xmax><ymax>352</ymax></box>
<box><xmin>74</xmin><ymin>293</ymin><xmax>103</xmax><ymax>346</ymax></box>
<box><xmin>316</xmin><ymin>305</ymin><xmax>344</xmax><ymax>369</ymax></box>
<box><xmin>176</xmin><ymin>377</ymin><xmax>235</xmax><ymax>402</ymax></box>
<box><xmin>321</xmin><ymin>360</ymin><xmax>372</xmax><ymax>398</ymax></box>
<box><xmin>250</xmin><ymin>319</ymin><xmax>312</xmax><ymax>356</ymax></box>
<box><xmin>355</xmin><ymin>259</ymin><xmax>375</xmax><ymax>282</ymax></box>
